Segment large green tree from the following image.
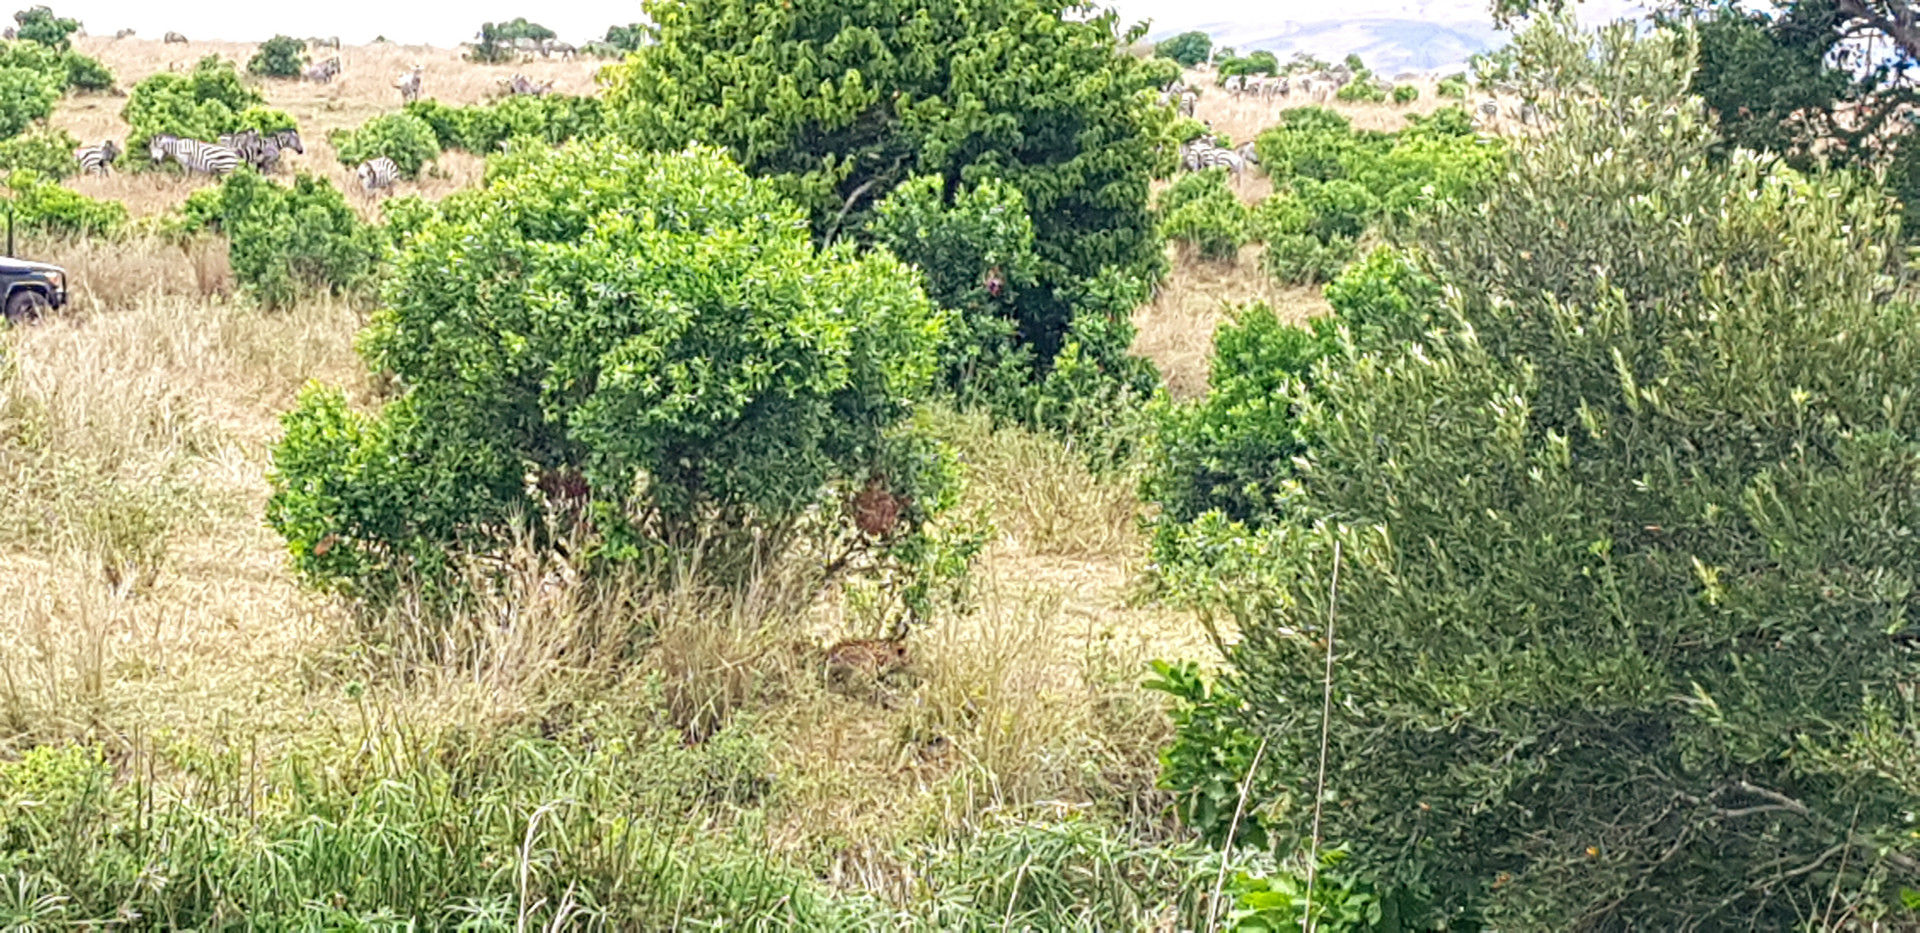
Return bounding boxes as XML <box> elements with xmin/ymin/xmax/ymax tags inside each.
<box><xmin>602</xmin><ymin>0</ymin><xmax>1165</xmax><ymax>378</ymax></box>
<box><xmin>1217</xmin><ymin>18</ymin><xmax>1920</xmax><ymax>927</ymax></box>
<box><xmin>267</xmin><ymin>141</ymin><xmax>951</xmax><ymax>601</ymax></box>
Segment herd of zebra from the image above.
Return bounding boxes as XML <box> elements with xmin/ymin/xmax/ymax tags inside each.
<box><xmin>1178</xmin><ymin>136</ymin><xmax>1260</xmax><ymax>184</ymax></box>
<box><xmin>69</xmin><ymin>132</ymin><xmax>399</xmax><ymax>196</ymax></box>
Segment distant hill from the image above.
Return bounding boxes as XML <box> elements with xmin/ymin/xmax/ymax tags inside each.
<box><xmin>1160</xmin><ymin>18</ymin><xmax>1501</xmax><ymax>75</ymax></box>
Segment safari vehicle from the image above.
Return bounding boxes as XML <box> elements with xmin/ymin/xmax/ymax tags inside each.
<box><xmin>0</xmin><ymin>206</ymin><xmax>68</xmax><ymax>324</ymax></box>
<box><xmin>0</xmin><ymin>257</ymin><xmax>67</xmax><ymax>323</ymax></box>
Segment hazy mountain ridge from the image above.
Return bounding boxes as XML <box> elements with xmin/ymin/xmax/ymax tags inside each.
<box><xmin>1155</xmin><ymin>17</ymin><xmax>1502</xmax><ymax>75</ymax></box>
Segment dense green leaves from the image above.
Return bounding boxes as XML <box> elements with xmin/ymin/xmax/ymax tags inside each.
<box><xmin>12</xmin><ymin>5</ymin><xmax>76</xmax><ymax>51</ymax></box>
<box><xmin>121</xmin><ymin>56</ymin><xmax>265</xmax><ymax>156</ymax></box>
<box><xmin>269</xmin><ymin>141</ymin><xmax>951</xmax><ymax>601</ymax></box>
<box><xmin>329</xmin><ymin>113</ymin><xmax>438</xmax><ymax>179</ymax></box>
<box><xmin>1155</xmin><ymin>169</ymin><xmax>1249</xmax><ymax>261</ymax></box>
<box><xmin>0</xmin><ymin>62</ymin><xmax>56</xmax><ymax>140</ymax></box>
<box><xmin>181</xmin><ymin>171</ymin><xmax>381</xmax><ymax>309</ymax></box>
<box><xmin>603</xmin><ymin>0</ymin><xmax>1164</xmax><ymax>382</ymax></box>
<box><xmin>247</xmin><ymin>35</ymin><xmax>308</xmax><ymax>79</ymax></box>
<box><xmin>1154</xmin><ymin>31</ymin><xmax>1213</xmax><ymax>67</ymax></box>
<box><xmin>1216</xmin><ymin>18</ymin><xmax>1920</xmax><ymax>927</ymax></box>
<box><xmin>404</xmin><ymin>94</ymin><xmax>605</xmax><ymax>155</ymax></box>
<box><xmin>0</xmin><ymin>126</ymin><xmax>75</xmax><ymax>178</ymax></box>
<box><xmin>5</xmin><ymin>168</ymin><xmax>124</xmax><ymax>234</ymax></box>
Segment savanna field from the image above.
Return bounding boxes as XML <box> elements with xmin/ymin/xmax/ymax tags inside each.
<box><xmin>6</xmin><ymin>3</ymin><xmax>1920</xmax><ymax>930</ymax></box>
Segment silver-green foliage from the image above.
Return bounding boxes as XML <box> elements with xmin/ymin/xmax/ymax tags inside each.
<box><xmin>1228</xmin><ymin>16</ymin><xmax>1920</xmax><ymax>927</ymax></box>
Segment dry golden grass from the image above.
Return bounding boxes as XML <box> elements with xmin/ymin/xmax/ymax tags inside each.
<box><xmin>53</xmin><ymin>37</ymin><xmax>607</xmax><ymax>217</ymax></box>
<box><xmin>1134</xmin><ymin>244</ymin><xmax>1330</xmax><ymax>399</ymax></box>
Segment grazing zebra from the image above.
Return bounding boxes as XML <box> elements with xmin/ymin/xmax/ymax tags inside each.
<box><xmin>74</xmin><ymin>140</ymin><xmax>120</xmax><ymax>176</ymax></box>
<box><xmin>303</xmin><ymin>57</ymin><xmax>341</xmax><ymax>83</ymax></box>
<box><xmin>394</xmin><ymin>65</ymin><xmax>423</xmax><ymax>103</ymax></box>
<box><xmin>355</xmin><ymin>157</ymin><xmax>399</xmax><ymax>196</ymax></box>
<box><xmin>163</xmin><ymin>31</ymin><xmax>186</xmax><ymax>44</ymax></box>
<box><xmin>1477</xmin><ymin>98</ymin><xmax>1499</xmax><ymax>125</ymax></box>
<box><xmin>506</xmin><ymin>73</ymin><xmax>554</xmax><ymax>96</ymax></box>
<box><xmin>1223</xmin><ymin>74</ymin><xmax>1245</xmax><ymax>97</ymax></box>
<box><xmin>1180</xmin><ymin>139</ymin><xmax>1246</xmax><ymax>182</ymax></box>
<box><xmin>149</xmin><ymin>134</ymin><xmax>239</xmax><ymax>176</ymax></box>
<box><xmin>1177</xmin><ymin>90</ymin><xmax>1196</xmax><ymax>117</ymax></box>
<box><xmin>219</xmin><ymin>129</ymin><xmax>296</xmax><ymax>173</ymax></box>
<box><xmin>547</xmin><ymin>41</ymin><xmax>576</xmax><ymax>60</ymax></box>
<box><xmin>112</xmin><ymin>28</ymin><xmax>134</xmax><ymax>39</ymax></box>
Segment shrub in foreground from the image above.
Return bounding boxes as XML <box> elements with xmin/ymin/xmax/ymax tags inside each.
<box><xmin>5</xmin><ymin>169</ymin><xmax>126</xmax><ymax>235</ymax></box>
<box><xmin>268</xmin><ymin>141</ymin><xmax>952</xmax><ymax>603</ymax></box>
<box><xmin>328</xmin><ymin>112</ymin><xmax>439</xmax><ymax>179</ymax></box>
<box><xmin>1223</xmin><ymin>19</ymin><xmax>1920</xmax><ymax>927</ymax></box>
<box><xmin>1156</xmin><ymin>169</ymin><xmax>1249</xmax><ymax>261</ymax></box>
<box><xmin>181</xmin><ymin>171</ymin><xmax>380</xmax><ymax>309</ymax></box>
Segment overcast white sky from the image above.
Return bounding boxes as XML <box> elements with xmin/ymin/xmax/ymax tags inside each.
<box><xmin>45</xmin><ymin>0</ymin><xmax>1644</xmax><ymax>47</ymax></box>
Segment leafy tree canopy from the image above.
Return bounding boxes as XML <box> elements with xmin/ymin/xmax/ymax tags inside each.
<box><xmin>267</xmin><ymin>140</ymin><xmax>952</xmax><ymax>602</ymax></box>
<box><xmin>602</xmin><ymin>0</ymin><xmax>1166</xmax><ymax>379</ymax></box>
<box><xmin>1154</xmin><ymin>30</ymin><xmax>1212</xmax><ymax>67</ymax></box>
<box><xmin>12</xmin><ymin>5</ymin><xmax>76</xmax><ymax>51</ymax></box>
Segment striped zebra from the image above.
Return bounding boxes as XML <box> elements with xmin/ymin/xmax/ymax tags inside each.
<box><xmin>355</xmin><ymin>157</ymin><xmax>399</xmax><ymax>196</ymax></box>
<box><xmin>303</xmin><ymin>57</ymin><xmax>341</xmax><ymax>83</ymax></box>
<box><xmin>163</xmin><ymin>31</ymin><xmax>186</xmax><ymax>43</ymax></box>
<box><xmin>1180</xmin><ymin>139</ymin><xmax>1246</xmax><ymax>183</ymax></box>
<box><xmin>149</xmin><ymin>134</ymin><xmax>239</xmax><ymax>176</ymax></box>
<box><xmin>1177</xmin><ymin>90</ymin><xmax>1196</xmax><ymax>117</ymax></box>
<box><xmin>74</xmin><ymin>139</ymin><xmax>120</xmax><ymax>176</ymax></box>
<box><xmin>394</xmin><ymin>65</ymin><xmax>423</xmax><ymax>104</ymax></box>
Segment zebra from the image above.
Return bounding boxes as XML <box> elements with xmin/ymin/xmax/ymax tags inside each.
<box><xmin>163</xmin><ymin>31</ymin><xmax>186</xmax><ymax>44</ymax></box>
<box><xmin>149</xmin><ymin>134</ymin><xmax>239</xmax><ymax>176</ymax></box>
<box><xmin>313</xmin><ymin>36</ymin><xmax>341</xmax><ymax>50</ymax></box>
<box><xmin>355</xmin><ymin>157</ymin><xmax>399</xmax><ymax>196</ymax></box>
<box><xmin>506</xmin><ymin>73</ymin><xmax>554</xmax><ymax>96</ymax></box>
<box><xmin>1180</xmin><ymin>139</ymin><xmax>1246</xmax><ymax>183</ymax></box>
<box><xmin>1177</xmin><ymin>89</ymin><xmax>1196</xmax><ymax>117</ymax></box>
<box><xmin>394</xmin><ymin>65</ymin><xmax>423</xmax><ymax>103</ymax></box>
<box><xmin>1476</xmin><ymin>98</ymin><xmax>1500</xmax><ymax>126</ymax></box>
<box><xmin>303</xmin><ymin>57</ymin><xmax>341</xmax><ymax>83</ymax></box>
<box><xmin>547</xmin><ymin>41</ymin><xmax>576</xmax><ymax>60</ymax></box>
<box><xmin>74</xmin><ymin>140</ymin><xmax>120</xmax><ymax>176</ymax></box>
<box><xmin>112</xmin><ymin>28</ymin><xmax>134</xmax><ymax>39</ymax></box>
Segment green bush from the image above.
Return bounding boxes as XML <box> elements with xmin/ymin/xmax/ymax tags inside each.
<box><xmin>1221</xmin><ymin>18</ymin><xmax>1920</xmax><ymax>927</ymax></box>
<box><xmin>246</xmin><ymin>35</ymin><xmax>308</xmax><ymax>78</ymax></box>
<box><xmin>0</xmin><ymin>63</ymin><xmax>56</xmax><ymax>140</ymax></box>
<box><xmin>871</xmin><ymin>174</ymin><xmax>1039</xmax><ymax>405</ymax></box>
<box><xmin>1260</xmin><ymin>232</ymin><xmax>1353</xmax><ymax>285</ymax></box>
<box><xmin>1334</xmin><ymin>74</ymin><xmax>1387</xmax><ymax>102</ymax></box>
<box><xmin>1292</xmin><ymin>179</ymin><xmax>1375</xmax><ymax>242</ymax></box>
<box><xmin>0</xmin><ymin>40</ymin><xmax>110</xmax><ymax>93</ymax></box>
<box><xmin>121</xmin><ymin>56</ymin><xmax>264</xmax><ymax>157</ymax></box>
<box><xmin>468</xmin><ymin>18</ymin><xmax>554</xmax><ymax>63</ymax></box>
<box><xmin>0</xmin><ymin>126</ymin><xmax>75</xmax><ymax>178</ymax></box>
<box><xmin>268</xmin><ymin>140</ymin><xmax>953</xmax><ymax>603</ymax></box>
<box><xmin>605</xmin><ymin>22</ymin><xmax>648</xmax><ymax>52</ymax></box>
<box><xmin>1253</xmin><ymin>108</ymin><xmax>1373</xmax><ymax>182</ymax></box>
<box><xmin>12</xmin><ymin>4</ymin><xmax>75</xmax><ymax>51</ymax></box>
<box><xmin>5</xmin><ymin>169</ymin><xmax>127</xmax><ymax>235</ymax></box>
<box><xmin>180</xmin><ymin>171</ymin><xmax>380</xmax><ymax>310</ymax></box>
<box><xmin>233</xmin><ymin>105</ymin><xmax>296</xmax><ymax>135</ymax></box>
<box><xmin>1156</xmin><ymin>169</ymin><xmax>1249</xmax><ymax>261</ymax></box>
<box><xmin>329</xmin><ymin>112</ymin><xmax>439</xmax><ymax>179</ymax></box>
<box><xmin>1436</xmin><ymin>75</ymin><xmax>1469</xmax><ymax>99</ymax></box>
<box><xmin>1155</xmin><ymin>30</ymin><xmax>1213</xmax><ymax>67</ymax></box>
<box><xmin>1391</xmin><ymin>84</ymin><xmax>1418</xmax><ymax>104</ymax></box>
<box><xmin>61</xmin><ymin>50</ymin><xmax>108</xmax><ymax>90</ymax></box>
<box><xmin>1218</xmin><ymin>50</ymin><xmax>1279</xmax><ymax>77</ymax></box>
<box><xmin>604</xmin><ymin>0</ymin><xmax>1165</xmax><ymax>392</ymax></box>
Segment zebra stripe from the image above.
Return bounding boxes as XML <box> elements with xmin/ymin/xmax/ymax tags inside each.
<box><xmin>74</xmin><ymin>140</ymin><xmax>120</xmax><ymax>176</ymax></box>
<box><xmin>1180</xmin><ymin>140</ymin><xmax>1246</xmax><ymax>181</ymax></box>
<box><xmin>150</xmin><ymin>134</ymin><xmax>240</xmax><ymax>176</ymax></box>
<box><xmin>355</xmin><ymin>157</ymin><xmax>400</xmax><ymax>195</ymax></box>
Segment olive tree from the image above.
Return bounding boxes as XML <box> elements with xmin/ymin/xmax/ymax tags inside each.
<box><xmin>267</xmin><ymin>141</ymin><xmax>951</xmax><ymax>603</ymax></box>
<box><xmin>1218</xmin><ymin>17</ymin><xmax>1920</xmax><ymax>928</ymax></box>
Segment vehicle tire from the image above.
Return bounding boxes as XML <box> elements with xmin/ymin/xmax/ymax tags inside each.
<box><xmin>4</xmin><ymin>289</ymin><xmax>47</xmax><ymax>324</ymax></box>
